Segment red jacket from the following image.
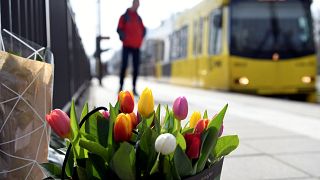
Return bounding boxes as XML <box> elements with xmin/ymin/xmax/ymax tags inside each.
<box><xmin>117</xmin><ymin>9</ymin><xmax>146</xmax><ymax>48</ymax></box>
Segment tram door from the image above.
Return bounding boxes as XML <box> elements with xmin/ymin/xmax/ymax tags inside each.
<box><xmin>207</xmin><ymin>8</ymin><xmax>229</xmax><ymax>90</ymax></box>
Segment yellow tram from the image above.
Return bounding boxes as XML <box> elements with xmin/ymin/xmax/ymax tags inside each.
<box><xmin>151</xmin><ymin>0</ymin><xmax>317</xmax><ymax>101</ymax></box>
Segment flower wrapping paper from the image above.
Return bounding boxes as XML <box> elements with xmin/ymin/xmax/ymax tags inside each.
<box><xmin>0</xmin><ymin>30</ymin><xmax>53</xmax><ymax>179</ymax></box>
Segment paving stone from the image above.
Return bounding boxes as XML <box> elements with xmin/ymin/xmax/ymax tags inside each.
<box><xmin>221</xmin><ymin>156</ymin><xmax>308</xmax><ymax>180</ymax></box>
<box><xmin>229</xmin><ymin>142</ymin><xmax>261</xmax><ymax>157</ymax></box>
<box><xmin>244</xmin><ymin>137</ymin><xmax>320</xmax><ymax>154</ymax></box>
<box><xmin>275</xmin><ymin>153</ymin><xmax>320</xmax><ymax>177</ymax></box>
<box><xmin>224</xmin><ymin>120</ymin><xmax>298</xmax><ymax>140</ymax></box>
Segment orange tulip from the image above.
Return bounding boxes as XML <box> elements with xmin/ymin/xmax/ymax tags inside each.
<box><xmin>118</xmin><ymin>91</ymin><xmax>134</xmax><ymax>113</ymax></box>
<box><xmin>114</xmin><ymin>113</ymin><xmax>132</xmax><ymax>142</ymax></box>
<box><xmin>126</xmin><ymin>112</ymin><xmax>138</xmax><ymax>129</ymax></box>
<box><xmin>194</xmin><ymin>119</ymin><xmax>209</xmax><ymax>134</ymax></box>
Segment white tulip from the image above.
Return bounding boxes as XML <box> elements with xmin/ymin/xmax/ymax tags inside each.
<box><xmin>155</xmin><ymin>133</ymin><xmax>177</xmax><ymax>155</ymax></box>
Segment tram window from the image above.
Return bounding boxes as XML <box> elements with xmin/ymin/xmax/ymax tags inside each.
<box><xmin>193</xmin><ymin>21</ymin><xmax>198</xmax><ymax>56</ymax></box>
<box><xmin>230</xmin><ymin>0</ymin><xmax>315</xmax><ymax>59</ymax></box>
<box><xmin>198</xmin><ymin>18</ymin><xmax>203</xmax><ymax>55</ymax></box>
<box><xmin>193</xmin><ymin>18</ymin><xmax>204</xmax><ymax>56</ymax></box>
<box><xmin>208</xmin><ymin>9</ymin><xmax>222</xmax><ymax>55</ymax></box>
<box><xmin>181</xmin><ymin>26</ymin><xmax>188</xmax><ymax>58</ymax></box>
<box><xmin>170</xmin><ymin>32</ymin><xmax>179</xmax><ymax>60</ymax></box>
<box><xmin>170</xmin><ymin>26</ymin><xmax>188</xmax><ymax>60</ymax></box>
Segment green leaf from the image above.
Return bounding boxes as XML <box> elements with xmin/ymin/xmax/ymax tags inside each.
<box><xmin>108</xmin><ymin>103</ymin><xmax>117</xmax><ymax>147</ymax></box>
<box><xmin>115</xmin><ymin>101</ymin><xmax>120</xmax><ymax>112</ymax></box>
<box><xmin>139</xmin><ymin>127</ymin><xmax>158</xmax><ymax>172</ymax></box>
<box><xmin>87</xmin><ymin>153</ymin><xmax>108</xmax><ymax>179</ymax></box>
<box><xmin>150</xmin><ymin>157</ymin><xmax>159</xmax><ymax>175</ymax></box>
<box><xmin>70</xmin><ymin>101</ymin><xmax>82</xmax><ymax>159</ymax></box>
<box><xmin>110</xmin><ymin>142</ymin><xmax>136</xmax><ymax>180</ymax></box>
<box><xmin>208</xmin><ymin>104</ymin><xmax>228</xmax><ymax>132</ymax></box>
<box><xmin>174</xmin><ymin>145</ymin><xmax>193</xmax><ymax>177</ymax></box>
<box><xmin>213</xmin><ymin>135</ymin><xmax>239</xmax><ymax>160</ymax></box>
<box><xmin>203</xmin><ymin>110</ymin><xmax>208</xmax><ymax>119</ymax></box>
<box><xmin>70</xmin><ymin>100</ymin><xmax>79</xmax><ymax>141</ymax></box>
<box><xmin>76</xmin><ymin>166</ymin><xmax>88</xmax><ymax>180</ymax></box>
<box><xmin>196</xmin><ymin>127</ymin><xmax>218</xmax><ymax>173</ymax></box>
<box><xmin>79</xmin><ymin>131</ymin><xmax>96</xmax><ymax>142</ymax></box>
<box><xmin>65</xmin><ymin>148</ymin><xmax>74</xmax><ymax>177</ymax></box>
<box><xmin>137</xmin><ymin>113</ymin><xmax>154</xmax><ymax>139</ymax></box>
<box><xmin>79</xmin><ymin>139</ymin><xmax>109</xmax><ymax>161</ymax></box>
<box><xmin>146</xmin><ymin>113</ymin><xmax>155</xmax><ymax>127</ymax></box>
<box><xmin>85</xmin><ymin>112</ymin><xmax>109</xmax><ymax>147</ymax></box>
<box><xmin>181</xmin><ymin>127</ymin><xmax>193</xmax><ymax>135</ymax></box>
<box><xmin>163</xmin><ymin>155</ymin><xmax>180</xmax><ymax>180</ymax></box>
<box><xmin>80</xmin><ymin>103</ymin><xmax>89</xmax><ymax>122</ymax></box>
<box><xmin>154</xmin><ymin>104</ymin><xmax>161</xmax><ymax>135</ymax></box>
<box><xmin>77</xmin><ymin>103</ymin><xmax>90</xmax><ymax>158</ymax></box>
<box><xmin>40</xmin><ymin>163</ymin><xmax>62</xmax><ymax>178</ymax></box>
<box><xmin>176</xmin><ymin>132</ymin><xmax>186</xmax><ymax>151</ymax></box>
<box><xmin>163</xmin><ymin>108</ymin><xmax>176</xmax><ymax>133</ymax></box>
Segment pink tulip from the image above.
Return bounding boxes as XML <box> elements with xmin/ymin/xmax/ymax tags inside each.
<box><xmin>101</xmin><ymin>111</ymin><xmax>110</xmax><ymax>119</ymax></box>
<box><xmin>46</xmin><ymin>109</ymin><xmax>71</xmax><ymax>139</ymax></box>
<box><xmin>173</xmin><ymin>96</ymin><xmax>188</xmax><ymax>120</ymax></box>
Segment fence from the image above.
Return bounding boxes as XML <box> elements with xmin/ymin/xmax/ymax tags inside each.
<box><xmin>0</xmin><ymin>0</ymin><xmax>91</xmax><ymax>109</ymax></box>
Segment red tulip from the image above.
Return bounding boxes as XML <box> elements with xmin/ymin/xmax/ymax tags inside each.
<box><xmin>45</xmin><ymin>109</ymin><xmax>71</xmax><ymax>139</ymax></box>
<box><xmin>184</xmin><ymin>133</ymin><xmax>201</xmax><ymax>159</ymax></box>
<box><xmin>194</xmin><ymin>119</ymin><xmax>209</xmax><ymax>134</ymax></box>
<box><xmin>173</xmin><ymin>96</ymin><xmax>188</xmax><ymax>120</ymax></box>
<box><xmin>118</xmin><ymin>91</ymin><xmax>134</xmax><ymax>113</ymax></box>
<box><xmin>114</xmin><ymin>113</ymin><xmax>132</xmax><ymax>142</ymax></box>
<box><xmin>127</xmin><ymin>112</ymin><xmax>138</xmax><ymax>129</ymax></box>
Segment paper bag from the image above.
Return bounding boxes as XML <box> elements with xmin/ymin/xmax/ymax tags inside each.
<box><xmin>0</xmin><ymin>30</ymin><xmax>53</xmax><ymax>179</ymax></box>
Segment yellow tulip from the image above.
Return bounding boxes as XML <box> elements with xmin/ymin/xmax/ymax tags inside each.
<box><xmin>189</xmin><ymin>111</ymin><xmax>201</xmax><ymax>128</ymax></box>
<box><xmin>138</xmin><ymin>87</ymin><xmax>154</xmax><ymax>118</ymax></box>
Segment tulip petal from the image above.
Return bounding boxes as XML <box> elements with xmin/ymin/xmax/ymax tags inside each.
<box><xmin>138</xmin><ymin>88</ymin><xmax>154</xmax><ymax>118</ymax></box>
<box><xmin>45</xmin><ymin>109</ymin><xmax>71</xmax><ymax>139</ymax></box>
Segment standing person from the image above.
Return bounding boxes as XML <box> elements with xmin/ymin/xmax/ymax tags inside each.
<box><xmin>117</xmin><ymin>0</ymin><xmax>146</xmax><ymax>96</ymax></box>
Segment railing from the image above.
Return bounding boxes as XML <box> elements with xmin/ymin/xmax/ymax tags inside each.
<box><xmin>1</xmin><ymin>0</ymin><xmax>91</xmax><ymax>110</ymax></box>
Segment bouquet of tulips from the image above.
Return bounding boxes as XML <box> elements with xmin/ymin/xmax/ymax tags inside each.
<box><xmin>42</xmin><ymin>87</ymin><xmax>239</xmax><ymax>180</ymax></box>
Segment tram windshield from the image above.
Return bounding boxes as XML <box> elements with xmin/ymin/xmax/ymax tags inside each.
<box><xmin>230</xmin><ymin>0</ymin><xmax>315</xmax><ymax>59</ymax></box>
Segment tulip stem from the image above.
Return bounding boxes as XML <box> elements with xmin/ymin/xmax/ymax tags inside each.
<box><xmin>61</xmin><ymin>106</ymin><xmax>108</xmax><ymax>180</ymax></box>
<box><xmin>177</xmin><ymin>120</ymin><xmax>181</xmax><ymax>132</ymax></box>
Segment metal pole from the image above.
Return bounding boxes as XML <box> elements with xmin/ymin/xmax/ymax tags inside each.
<box><xmin>96</xmin><ymin>0</ymin><xmax>102</xmax><ymax>85</ymax></box>
<box><xmin>45</xmin><ymin>0</ymin><xmax>51</xmax><ymax>48</ymax></box>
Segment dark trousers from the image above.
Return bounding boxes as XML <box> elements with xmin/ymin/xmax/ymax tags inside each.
<box><xmin>119</xmin><ymin>46</ymin><xmax>140</xmax><ymax>91</ymax></box>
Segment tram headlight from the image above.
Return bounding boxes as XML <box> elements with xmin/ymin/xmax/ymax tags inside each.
<box><xmin>235</xmin><ymin>77</ymin><xmax>249</xmax><ymax>85</ymax></box>
<box><xmin>301</xmin><ymin>76</ymin><xmax>314</xmax><ymax>84</ymax></box>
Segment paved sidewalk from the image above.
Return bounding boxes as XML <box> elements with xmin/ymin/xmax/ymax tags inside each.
<box><xmin>86</xmin><ymin>76</ymin><xmax>320</xmax><ymax>180</ymax></box>
<box><xmin>317</xmin><ymin>75</ymin><xmax>320</xmax><ymax>102</ymax></box>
